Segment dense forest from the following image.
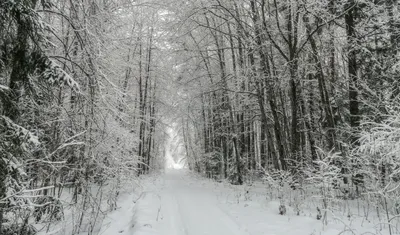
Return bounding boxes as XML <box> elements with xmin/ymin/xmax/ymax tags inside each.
<box><xmin>179</xmin><ymin>0</ymin><xmax>400</xmax><ymax>183</ymax></box>
<box><xmin>1</xmin><ymin>0</ymin><xmax>400</xmax><ymax>234</ymax></box>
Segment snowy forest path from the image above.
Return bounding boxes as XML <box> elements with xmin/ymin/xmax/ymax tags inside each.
<box><xmin>101</xmin><ymin>168</ymin><xmax>382</xmax><ymax>235</ymax></box>
<box><xmin>157</xmin><ymin>169</ymin><xmax>251</xmax><ymax>235</ymax></box>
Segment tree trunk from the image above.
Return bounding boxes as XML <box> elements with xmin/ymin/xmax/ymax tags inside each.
<box><xmin>252</xmin><ymin>0</ymin><xmax>286</xmax><ymax>170</ymax></box>
<box><xmin>345</xmin><ymin>0</ymin><xmax>360</xmax><ymax>144</ymax></box>
<box><xmin>1</xmin><ymin>0</ymin><xmax>39</xmax><ymax>230</ymax></box>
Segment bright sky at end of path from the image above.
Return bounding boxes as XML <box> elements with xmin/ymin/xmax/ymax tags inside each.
<box><xmin>165</xmin><ymin>124</ymin><xmax>186</xmax><ymax>169</ymax></box>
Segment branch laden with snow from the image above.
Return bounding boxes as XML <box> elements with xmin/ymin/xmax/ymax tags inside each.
<box><xmin>34</xmin><ymin>55</ymin><xmax>80</xmax><ymax>92</ymax></box>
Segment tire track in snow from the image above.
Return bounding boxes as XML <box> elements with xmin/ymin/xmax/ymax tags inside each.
<box><xmin>160</xmin><ymin>169</ymin><xmax>251</xmax><ymax>235</ymax></box>
<box><xmin>159</xmin><ymin>175</ymin><xmax>188</xmax><ymax>235</ymax></box>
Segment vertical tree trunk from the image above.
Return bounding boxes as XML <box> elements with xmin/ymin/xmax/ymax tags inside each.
<box><xmin>286</xmin><ymin>1</ymin><xmax>301</xmax><ymax>165</ymax></box>
<box><xmin>146</xmin><ymin>80</ymin><xmax>156</xmax><ymax>173</ymax></box>
<box><xmin>206</xmin><ymin>15</ymin><xmax>242</xmax><ymax>183</ymax></box>
<box><xmin>137</xmin><ymin>31</ymin><xmax>145</xmax><ymax>175</ymax></box>
<box><xmin>1</xmin><ymin>0</ymin><xmax>39</xmax><ymax>230</ymax></box>
<box><xmin>253</xmin><ymin>0</ymin><xmax>286</xmax><ymax>170</ymax></box>
<box><xmin>345</xmin><ymin>0</ymin><xmax>359</xmax><ymax>144</ymax></box>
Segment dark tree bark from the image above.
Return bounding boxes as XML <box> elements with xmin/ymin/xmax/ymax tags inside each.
<box><xmin>1</xmin><ymin>0</ymin><xmax>39</xmax><ymax>230</ymax></box>
<box><xmin>253</xmin><ymin>0</ymin><xmax>287</xmax><ymax>170</ymax></box>
<box><xmin>345</xmin><ymin>0</ymin><xmax>360</xmax><ymax>144</ymax></box>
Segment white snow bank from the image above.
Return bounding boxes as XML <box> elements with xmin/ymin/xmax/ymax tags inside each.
<box><xmin>98</xmin><ymin>192</ymin><xmax>137</xmax><ymax>235</ymax></box>
<box><xmin>99</xmin><ymin>175</ymin><xmax>163</xmax><ymax>235</ymax></box>
<box><xmin>130</xmin><ymin>192</ymin><xmax>161</xmax><ymax>235</ymax></box>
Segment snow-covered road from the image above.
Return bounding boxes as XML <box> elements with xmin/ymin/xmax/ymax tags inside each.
<box><xmin>101</xmin><ymin>169</ymin><xmax>388</xmax><ymax>235</ymax></box>
<box><xmin>158</xmin><ymin>170</ymin><xmax>250</xmax><ymax>235</ymax></box>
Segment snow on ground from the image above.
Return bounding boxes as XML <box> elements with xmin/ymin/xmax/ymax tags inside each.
<box><xmin>98</xmin><ymin>174</ymin><xmax>163</xmax><ymax>235</ymax></box>
<box><xmin>100</xmin><ymin>169</ymin><xmax>393</xmax><ymax>235</ymax></box>
<box><xmin>98</xmin><ymin>192</ymin><xmax>137</xmax><ymax>235</ymax></box>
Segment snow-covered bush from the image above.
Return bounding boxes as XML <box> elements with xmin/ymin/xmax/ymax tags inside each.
<box><xmin>304</xmin><ymin>150</ymin><xmax>343</xmax><ymax>224</ymax></box>
<box><xmin>0</xmin><ymin>116</ymin><xmax>42</xmax><ymax>234</ymax></box>
<box><xmin>356</xmin><ymin>114</ymin><xmax>400</xmax><ymax>234</ymax></box>
<box><xmin>263</xmin><ymin>170</ymin><xmax>301</xmax><ymax>215</ymax></box>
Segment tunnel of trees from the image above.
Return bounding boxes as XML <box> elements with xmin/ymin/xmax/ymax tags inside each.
<box><xmin>1</xmin><ymin>0</ymin><xmax>400</xmax><ymax>234</ymax></box>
